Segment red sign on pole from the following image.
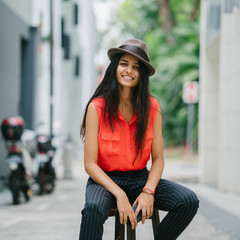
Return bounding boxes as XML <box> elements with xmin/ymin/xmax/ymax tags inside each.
<box><xmin>182</xmin><ymin>81</ymin><xmax>199</xmax><ymax>104</ymax></box>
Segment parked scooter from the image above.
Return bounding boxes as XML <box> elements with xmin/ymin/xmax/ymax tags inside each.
<box><xmin>35</xmin><ymin>135</ymin><xmax>56</xmax><ymax>195</ymax></box>
<box><xmin>1</xmin><ymin>116</ymin><xmax>33</xmax><ymax>205</ymax></box>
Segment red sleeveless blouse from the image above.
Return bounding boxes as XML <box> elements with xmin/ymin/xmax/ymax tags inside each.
<box><xmin>91</xmin><ymin>96</ymin><xmax>159</xmax><ymax>172</ymax></box>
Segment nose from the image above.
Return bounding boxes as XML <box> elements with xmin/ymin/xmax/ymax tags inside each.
<box><xmin>126</xmin><ymin>65</ymin><xmax>133</xmax><ymax>74</ymax></box>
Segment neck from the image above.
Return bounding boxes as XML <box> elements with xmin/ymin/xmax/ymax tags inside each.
<box><xmin>118</xmin><ymin>86</ymin><xmax>135</xmax><ymax>123</ymax></box>
<box><xmin>118</xmin><ymin>86</ymin><xmax>133</xmax><ymax>105</ymax></box>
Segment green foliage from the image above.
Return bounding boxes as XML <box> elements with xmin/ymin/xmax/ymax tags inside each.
<box><xmin>147</xmin><ymin>22</ymin><xmax>199</xmax><ymax>148</ymax></box>
<box><xmin>117</xmin><ymin>0</ymin><xmax>159</xmax><ymax>39</ymax></box>
<box><xmin>116</xmin><ymin>0</ymin><xmax>200</xmax><ymax>149</ymax></box>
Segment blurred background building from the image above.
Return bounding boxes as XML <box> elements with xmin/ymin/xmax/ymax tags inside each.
<box><xmin>0</xmin><ymin>0</ymin><xmax>96</xmax><ymax>189</ymax></box>
<box><xmin>199</xmin><ymin>0</ymin><xmax>240</xmax><ymax>195</ymax></box>
<box><xmin>1</xmin><ymin>0</ymin><xmax>240</xmax><ymax>198</ymax></box>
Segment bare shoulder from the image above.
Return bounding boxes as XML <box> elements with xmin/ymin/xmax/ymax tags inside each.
<box><xmin>150</xmin><ymin>96</ymin><xmax>162</xmax><ymax>114</ymax></box>
<box><xmin>86</xmin><ymin>102</ymin><xmax>99</xmax><ymax>126</ymax></box>
<box><xmin>87</xmin><ymin>102</ymin><xmax>98</xmax><ymax>116</ymax></box>
<box><xmin>88</xmin><ymin>102</ymin><xmax>97</xmax><ymax>113</ymax></box>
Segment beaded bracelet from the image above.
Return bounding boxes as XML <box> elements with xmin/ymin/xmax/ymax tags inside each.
<box><xmin>142</xmin><ymin>189</ymin><xmax>154</xmax><ymax>195</ymax></box>
<box><xmin>143</xmin><ymin>187</ymin><xmax>155</xmax><ymax>195</ymax></box>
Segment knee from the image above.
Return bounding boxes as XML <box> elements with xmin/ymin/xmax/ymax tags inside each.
<box><xmin>182</xmin><ymin>189</ymin><xmax>199</xmax><ymax>211</ymax></box>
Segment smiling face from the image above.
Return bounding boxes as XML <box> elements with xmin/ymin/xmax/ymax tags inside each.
<box><xmin>116</xmin><ymin>54</ymin><xmax>140</xmax><ymax>88</ymax></box>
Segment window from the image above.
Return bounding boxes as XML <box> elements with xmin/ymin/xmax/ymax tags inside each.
<box><xmin>73</xmin><ymin>3</ymin><xmax>78</xmax><ymax>25</ymax></box>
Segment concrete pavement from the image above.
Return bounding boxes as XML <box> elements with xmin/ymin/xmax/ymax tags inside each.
<box><xmin>162</xmin><ymin>157</ymin><xmax>240</xmax><ymax>240</ymax></box>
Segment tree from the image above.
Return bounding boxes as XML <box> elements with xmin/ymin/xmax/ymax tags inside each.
<box><xmin>115</xmin><ymin>0</ymin><xmax>200</xmax><ymax>148</ymax></box>
<box><xmin>158</xmin><ymin>0</ymin><xmax>174</xmax><ymax>31</ymax></box>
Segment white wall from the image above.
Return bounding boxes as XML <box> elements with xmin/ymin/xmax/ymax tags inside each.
<box><xmin>199</xmin><ymin>0</ymin><xmax>240</xmax><ymax>195</ymax></box>
<box><xmin>79</xmin><ymin>0</ymin><xmax>97</xmax><ymax>112</ymax></box>
<box><xmin>1</xmin><ymin>0</ymin><xmax>32</xmax><ymax>24</ymax></box>
<box><xmin>199</xmin><ymin>0</ymin><xmax>220</xmax><ymax>186</ymax></box>
<box><xmin>34</xmin><ymin>0</ymin><xmax>51</xmax><ymax>135</ymax></box>
<box><xmin>60</xmin><ymin>0</ymin><xmax>96</xmax><ymax>157</ymax></box>
<box><xmin>218</xmin><ymin>8</ymin><xmax>240</xmax><ymax>194</ymax></box>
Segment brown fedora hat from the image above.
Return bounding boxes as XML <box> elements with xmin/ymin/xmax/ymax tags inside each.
<box><xmin>108</xmin><ymin>39</ymin><xmax>155</xmax><ymax>76</ymax></box>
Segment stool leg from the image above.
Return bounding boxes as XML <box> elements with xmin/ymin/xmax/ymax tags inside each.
<box><xmin>127</xmin><ymin>225</ymin><xmax>136</xmax><ymax>240</ymax></box>
<box><xmin>151</xmin><ymin>209</ymin><xmax>160</xmax><ymax>240</ymax></box>
<box><xmin>115</xmin><ymin>211</ymin><xmax>125</xmax><ymax>240</ymax></box>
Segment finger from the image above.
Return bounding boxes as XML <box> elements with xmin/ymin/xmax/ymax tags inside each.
<box><xmin>129</xmin><ymin>214</ymin><xmax>137</xmax><ymax>229</ymax></box>
<box><xmin>134</xmin><ymin>205</ymin><xmax>141</xmax><ymax>217</ymax></box>
<box><xmin>120</xmin><ymin>212</ymin><xmax>124</xmax><ymax>225</ymax></box>
<box><xmin>123</xmin><ymin>214</ymin><xmax>128</xmax><ymax>225</ymax></box>
<box><xmin>132</xmin><ymin>199</ymin><xmax>138</xmax><ymax>207</ymax></box>
<box><xmin>146</xmin><ymin>208</ymin><xmax>152</xmax><ymax>219</ymax></box>
<box><xmin>142</xmin><ymin>209</ymin><xmax>146</xmax><ymax>224</ymax></box>
<box><xmin>150</xmin><ymin>206</ymin><xmax>153</xmax><ymax>217</ymax></box>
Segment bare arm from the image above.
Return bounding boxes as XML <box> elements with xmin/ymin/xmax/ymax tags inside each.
<box><xmin>84</xmin><ymin>102</ymin><xmax>137</xmax><ymax>228</ymax></box>
<box><xmin>134</xmin><ymin>105</ymin><xmax>164</xmax><ymax>223</ymax></box>
<box><xmin>144</xmin><ymin>106</ymin><xmax>164</xmax><ymax>193</ymax></box>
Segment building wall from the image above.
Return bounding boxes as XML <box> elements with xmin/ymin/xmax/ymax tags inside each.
<box><xmin>199</xmin><ymin>0</ymin><xmax>220</xmax><ymax>186</ymax></box>
<box><xmin>1</xmin><ymin>0</ymin><xmax>32</xmax><ymax>24</ymax></box>
<box><xmin>60</xmin><ymin>0</ymin><xmax>96</xmax><ymax>157</ymax></box>
<box><xmin>0</xmin><ymin>0</ymin><xmax>29</xmax><ymax>119</ymax></box>
<box><xmin>78</xmin><ymin>0</ymin><xmax>97</xmax><ymax>150</ymax></box>
<box><xmin>0</xmin><ymin>0</ymin><xmax>96</xmax><ymax>188</ymax></box>
<box><xmin>218</xmin><ymin>6</ymin><xmax>240</xmax><ymax>193</ymax></box>
<box><xmin>60</xmin><ymin>0</ymin><xmax>81</xmax><ymax>149</ymax></box>
<box><xmin>199</xmin><ymin>0</ymin><xmax>240</xmax><ymax>195</ymax></box>
<box><xmin>0</xmin><ymin>0</ymin><xmax>30</xmax><ymax>187</ymax></box>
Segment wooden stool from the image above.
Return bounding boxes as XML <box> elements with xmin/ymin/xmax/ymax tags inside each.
<box><xmin>108</xmin><ymin>208</ymin><xmax>160</xmax><ymax>240</ymax></box>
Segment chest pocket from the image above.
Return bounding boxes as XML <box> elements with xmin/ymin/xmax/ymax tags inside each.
<box><xmin>100</xmin><ymin>132</ymin><xmax>121</xmax><ymax>156</ymax></box>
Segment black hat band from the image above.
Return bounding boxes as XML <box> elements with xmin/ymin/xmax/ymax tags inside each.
<box><xmin>119</xmin><ymin>44</ymin><xmax>150</xmax><ymax>62</ymax></box>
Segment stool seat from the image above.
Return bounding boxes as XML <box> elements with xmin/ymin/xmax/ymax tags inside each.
<box><xmin>108</xmin><ymin>208</ymin><xmax>160</xmax><ymax>240</ymax></box>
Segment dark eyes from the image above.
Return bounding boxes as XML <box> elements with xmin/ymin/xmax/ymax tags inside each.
<box><xmin>134</xmin><ymin>66</ymin><xmax>140</xmax><ymax>70</ymax></box>
<box><xmin>119</xmin><ymin>62</ymin><xmax>140</xmax><ymax>70</ymax></box>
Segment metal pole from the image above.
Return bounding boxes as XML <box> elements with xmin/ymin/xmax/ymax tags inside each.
<box><xmin>50</xmin><ymin>0</ymin><xmax>54</xmax><ymax>138</ymax></box>
<box><xmin>186</xmin><ymin>103</ymin><xmax>195</xmax><ymax>156</ymax></box>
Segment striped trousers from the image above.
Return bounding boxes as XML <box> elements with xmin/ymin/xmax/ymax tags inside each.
<box><xmin>79</xmin><ymin>168</ymin><xmax>199</xmax><ymax>240</ymax></box>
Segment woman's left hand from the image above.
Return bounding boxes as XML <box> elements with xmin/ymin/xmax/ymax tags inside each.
<box><xmin>132</xmin><ymin>192</ymin><xmax>154</xmax><ymax>224</ymax></box>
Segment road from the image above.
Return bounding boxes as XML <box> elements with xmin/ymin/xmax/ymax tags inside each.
<box><xmin>0</xmin><ymin>179</ymin><xmax>84</xmax><ymax>240</ymax></box>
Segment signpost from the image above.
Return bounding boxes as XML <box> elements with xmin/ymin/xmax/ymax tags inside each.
<box><xmin>182</xmin><ymin>81</ymin><xmax>199</xmax><ymax>156</ymax></box>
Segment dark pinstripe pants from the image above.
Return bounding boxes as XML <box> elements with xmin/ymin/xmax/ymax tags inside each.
<box><xmin>79</xmin><ymin>168</ymin><xmax>199</xmax><ymax>240</ymax></box>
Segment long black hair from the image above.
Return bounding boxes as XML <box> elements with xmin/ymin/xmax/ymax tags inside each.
<box><xmin>80</xmin><ymin>53</ymin><xmax>151</xmax><ymax>161</ymax></box>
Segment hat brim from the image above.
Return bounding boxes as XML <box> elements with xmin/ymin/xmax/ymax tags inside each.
<box><xmin>108</xmin><ymin>48</ymin><xmax>155</xmax><ymax>76</ymax></box>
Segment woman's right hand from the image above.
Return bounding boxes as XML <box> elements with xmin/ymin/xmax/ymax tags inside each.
<box><xmin>116</xmin><ymin>191</ymin><xmax>138</xmax><ymax>229</ymax></box>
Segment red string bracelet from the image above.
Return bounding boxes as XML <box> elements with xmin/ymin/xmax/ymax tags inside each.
<box><xmin>143</xmin><ymin>187</ymin><xmax>155</xmax><ymax>195</ymax></box>
<box><xmin>142</xmin><ymin>189</ymin><xmax>154</xmax><ymax>196</ymax></box>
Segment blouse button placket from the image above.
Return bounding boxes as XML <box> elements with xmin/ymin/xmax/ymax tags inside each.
<box><xmin>126</xmin><ymin>124</ymin><xmax>131</xmax><ymax>163</ymax></box>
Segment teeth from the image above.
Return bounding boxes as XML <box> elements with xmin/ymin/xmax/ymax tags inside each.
<box><xmin>123</xmin><ymin>76</ymin><xmax>133</xmax><ymax>80</ymax></box>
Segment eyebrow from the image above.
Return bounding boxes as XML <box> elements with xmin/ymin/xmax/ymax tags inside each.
<box><xmin>120</xmin><ymin>59</ymin><xmax>140</xmax><ymax>65</ymax></box>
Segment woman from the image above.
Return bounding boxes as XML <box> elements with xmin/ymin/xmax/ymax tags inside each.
<box><xmin>79</xmin><ymin>39</ymin><xmax>199</xmax><ymax>240</ymax></box>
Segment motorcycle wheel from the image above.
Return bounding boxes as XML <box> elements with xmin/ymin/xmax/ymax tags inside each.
<box><xmin>46</xmin><ymin>174</ymin><xmax>55</xmax><ymax>194</ymax></box>
<box><xmin>10</xmin><ymin>173</ymin><xmax>20</xmax><ymax>205</ymax></box>
<box><xmin>38</xmin><ymin>168</ymin><xmax>46</xmax><ymax>195</ymax></box>
<box><xmin>23</xmin><ymin>186</ymin><xmax>32</xmax><ymax>201</ymax></box>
